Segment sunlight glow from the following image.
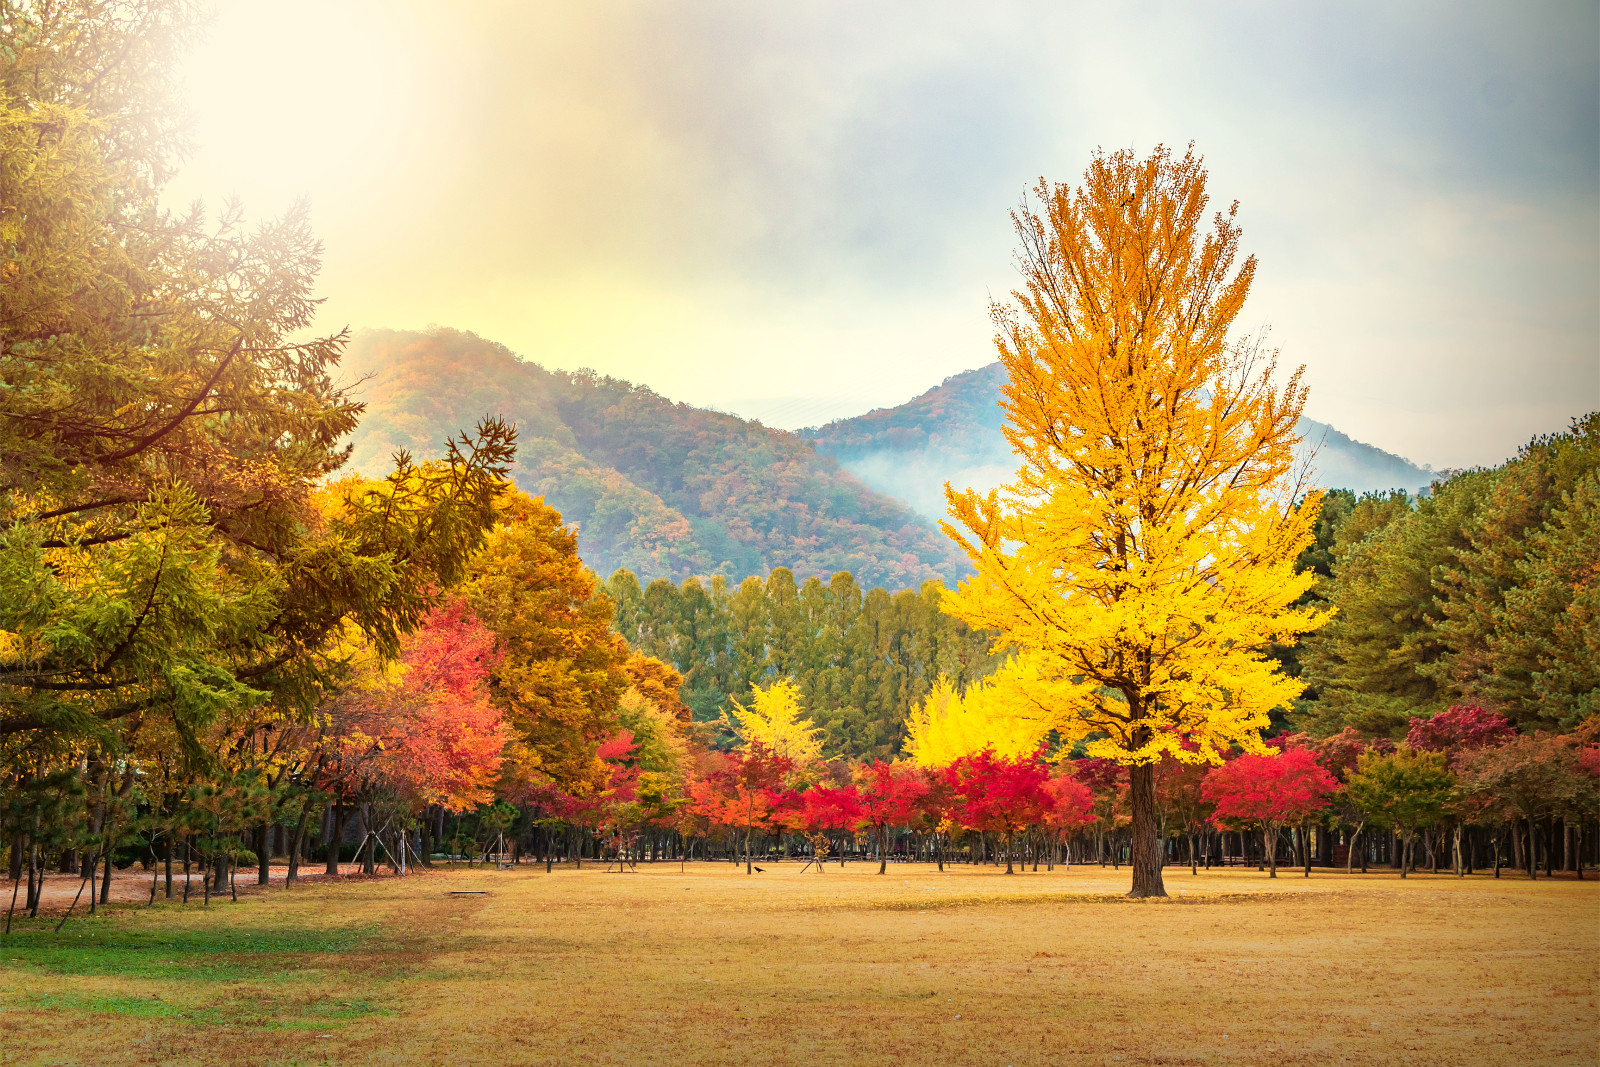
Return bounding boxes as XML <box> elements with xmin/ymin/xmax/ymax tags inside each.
<box><xmin>172</xmin><ymin>0</ymin><xmax>420</xmax><ymax>210</ymax></box>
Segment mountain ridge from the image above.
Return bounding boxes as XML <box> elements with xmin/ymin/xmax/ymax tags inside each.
<box><xmin>800</xmin><ymin>363</ymin><xmax>1434</xmax><ymax>518</ymax></box>
<box><xmin>341</xmin><ymin>329</ymin><xmax>1434</xmax><ymax>588</ymax></box>
<box><xmin>339</xmin><ymin>328</ymin><xmax>970</xmax><ymax>589</ymax></box>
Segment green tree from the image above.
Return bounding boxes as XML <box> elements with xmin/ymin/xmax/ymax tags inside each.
<box><xmin>1298</xmin><ymin>478</ymin><xmax>1492</xmax><ymax>737</ymax></box>
<box><xmin>1344</xmin><ymin>747</ymin><xmax>1454</xmax><ymax>876</ymax></box>
<box><xmin>1484</xmin><ymin>473</ymin><xmax>1599</xmax><ymax>727</ymax></box>
<box><xmin>0</xmin><ymin>1</ymin><xmax>514</xmax><ymax>757</ymax></box>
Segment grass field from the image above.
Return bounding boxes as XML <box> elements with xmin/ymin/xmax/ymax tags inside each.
<box><xmin>0</xmin><ymin>861</ymin><xmax>1594</xmax><ymax>1066</ymax></box>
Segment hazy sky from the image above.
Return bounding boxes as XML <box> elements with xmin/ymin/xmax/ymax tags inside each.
<box><xmin>167</xmin><ymin>1</ymin><xmax>1598</xmax><ymax>469</ymax></box>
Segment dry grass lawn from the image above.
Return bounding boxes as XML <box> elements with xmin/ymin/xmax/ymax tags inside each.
<box><xmin>0</xmin><ymin>860</ymin><xmax>1594</xmax><ymax>1065</ymax></box>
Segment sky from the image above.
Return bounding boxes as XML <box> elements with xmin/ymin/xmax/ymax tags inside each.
<box><xmin>166</xmin><ymin>1</ymin><xmax>1599</xmax><ymax>469</ymax></box>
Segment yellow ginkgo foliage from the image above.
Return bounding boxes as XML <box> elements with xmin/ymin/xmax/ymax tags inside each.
<box><xmin>941</xmin><ymin>145</ymin><xmax>1330</xmax><ymax>897</ymax></box>
<box><xmin>903</xmin><ymin>674</ymin><xmax>1049</xmax><ymax>768</ymax></box>
<box><xmin>724</xmin><ymin>678</ymin><xmax>824</xmax><ymax>763</ymax></box>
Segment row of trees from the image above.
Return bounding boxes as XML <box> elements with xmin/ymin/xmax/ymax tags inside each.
<box><xmin>603</xmin><ymin>568</ymin><xmax>999</xmax><ymax>758</ymax></box>
<box><xmin>419</xmin><ymin>686</ymin><xmax>1594</xmax><ymax>886</ymax></box>
<box><xmin>5</xmin><ymin>2</ymin><xmax>1591</xmax><ymax>919</ymax></box>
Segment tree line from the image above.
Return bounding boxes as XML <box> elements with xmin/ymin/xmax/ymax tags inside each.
<box><xmin>601</xmin><ymin>568</ymin><xmax>1001</xmax><ymax>760</ymax></box>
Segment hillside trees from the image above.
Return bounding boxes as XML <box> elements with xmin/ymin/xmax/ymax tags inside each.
<box><xmin>339</xmin><ymin>328</ymin><xmax>970</xmax><ymax>588</ymax></box>
<box><xmin>942</xmin><ymin>145</ymin><xmax>1326</xmax><ymax>897</ymax></box>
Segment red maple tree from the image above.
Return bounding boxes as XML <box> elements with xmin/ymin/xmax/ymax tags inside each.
<box><xmin>1202</xmin><ymin>748</ymin><xmax>1337</xmax><ymax>877</ymax></box>
<box><xmin>944</xmin><ymin>750</ymin><xmax>1054</xmax><ymax>874</ymax></box>
<box><xmin>855</xmin><ymin>762</ymin><xmax>930</xmax><ymax>874</ymax></box>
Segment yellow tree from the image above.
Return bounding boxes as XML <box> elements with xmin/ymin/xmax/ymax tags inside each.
<box><xmin>942</xmin><ymin>145</ymin><xmax>1329</xmax><ymax>897</ymax></box>
<box><xmin>724</xmin><ymin>679</ymin><xmax>824</xmax><ymax>764</ymax></box>
<box><xmin>903</xmin><ymin>677</ymin><xmax>1047</xmax><ymax>768</ymax></box>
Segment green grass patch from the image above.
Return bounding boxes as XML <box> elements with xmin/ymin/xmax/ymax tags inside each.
<box><xmin>0</xmin><ymin>917</ymin><xmax>376</xmax><ymax>982</ymax></box>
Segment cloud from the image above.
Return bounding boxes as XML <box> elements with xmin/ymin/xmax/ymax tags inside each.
<box><xmin>170</xmin><ymin>0</ymin><xmax>1597</xmax><ymax>467</ymax></box>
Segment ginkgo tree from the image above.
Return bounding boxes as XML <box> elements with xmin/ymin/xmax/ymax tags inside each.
<box><xmin>904</xmin><ymin>677</ymin><xmax>1045</xmax><ymax>768</ymax></box>
<box><xmin>723</xmin><ymin>679</ymin><xmax>824</xmax><ymax>764</ymax></box>
<box><xmin>941</xmin><ymin>144</ymin><xmax>1329</xmax><ymax>897</ymax></box>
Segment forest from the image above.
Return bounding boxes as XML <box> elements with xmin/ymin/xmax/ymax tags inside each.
<box><xmin>3</xmin><ymin>3</ymin><xmax>1595</xmax><ymax>1063</ymax></box>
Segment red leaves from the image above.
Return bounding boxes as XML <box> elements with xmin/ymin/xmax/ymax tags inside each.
<box><xmin>1042</xmin><ymin>773</ymin><xmax>1095</xmax><ymax>832</ymax></box>
<box><xmin>1202</xmin><ymin>748</ymin><xmax>1338</xmax><ymax>829</ymax></box>
<box><xmin>795</xmin><ymin>786</ymin><xmax>865</xmax><ymax>834</ymax></box>
<box><xmin>943</xmin><ymin>750</ymin><xmax>1053</xmax><ymax>837</ymax></box>
<box><xmin>331</xmin><ymin>596</ymin><xmax>507</xmax><ymax>812</ymax></box>
<box><xmin>855</xmin><ymin>761</ymin><xmax>929</xmax><ymax>831</ymax></box>
<box><xmin>686</xmin><ymin>742</ymin><xmax>797</xmax><ymax>835</ymax></box>
<box><xmin>1406</xmin><ymin>704</ymin><xmax>1516</xmax><ymax>759</ymax></box>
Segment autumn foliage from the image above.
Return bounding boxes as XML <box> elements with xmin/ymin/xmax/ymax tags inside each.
<box><xmin>940</xmin><ymin>145</ymin><xmax>1328</xmax><ymax>896</ymax></box>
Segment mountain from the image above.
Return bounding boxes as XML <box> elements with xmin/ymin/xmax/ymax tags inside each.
<box><xmin>801</xmin><ymin>363</ymin><xmax>1434</xmax><ymax>519</ymax></box>
<box><xmin>338</xmin><ymin>329</ymin><xmax>970</xmax><ymax>588</ymax></box>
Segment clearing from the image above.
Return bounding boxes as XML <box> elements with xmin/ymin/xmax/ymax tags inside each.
<box><xmin>0</xmin><ymin>862</ymin><xmax>1594</xmax><ymax>1065</ymax></box>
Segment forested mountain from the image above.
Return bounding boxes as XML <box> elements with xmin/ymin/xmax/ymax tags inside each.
<box><xmin>802</xmin><ymin>363</ymin><xmax>1435</xmax><ymax>519</ymax></box>
<box><xmin>339</xmin><ymin>329</ymin><xmax>969</xmax><ymax>588</ymax></box>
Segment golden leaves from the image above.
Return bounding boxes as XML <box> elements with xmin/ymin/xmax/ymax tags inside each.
<box><xmin>724</xmin><ymin>678</ymin><xmax>825</xmax><ymax>764</ymax></box>
<box><xmin>943</xmin><ymin>145</ymin><xmax>1328</xmax><ymax>769</ymax></box>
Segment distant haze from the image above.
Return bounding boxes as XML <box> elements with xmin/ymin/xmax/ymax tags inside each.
<box><xmin>802</xmin><ymin>364</ymin><xmax>1435</xmax><ymax>522</ymax></box>
<box><xmin>170</xmin><ymin>1</ymin><xmax>1598</xmax><ymax>470</ymax></box>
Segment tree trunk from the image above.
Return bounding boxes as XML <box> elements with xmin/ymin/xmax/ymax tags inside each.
<box><xmin>164</xmin><ymin>836</ymin><xmax>174</xmax><ymax>899</ymax></box>
<box><xmin>326</xmin><ymin>804</ymin><xmax>346</xmax><ymax>876</ymax></box>
<box><xmin>1264</xmin><ymin>825</ymin><xmax>1278</xmax><ymax>878</ymax></box>
<box><xmin>287</xmin><ymin>796</ymin><xmax>315</xmax><ymax>886</ymax></box>
<box><xmin>1126</xmin><ymin>762</ymin><xmax>1166</xmax><ymax>898</ymax></box>
<box><xmin>255</xmin><ymin>822</ymin><xmax>271</xmax><ymax>886</ymax></box>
